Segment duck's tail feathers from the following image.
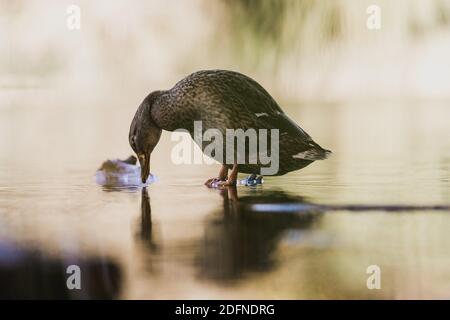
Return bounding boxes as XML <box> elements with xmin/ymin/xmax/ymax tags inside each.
<box><xmin>293</xmin><ymin>147</ymin><xmax>332</xmax><ymax>161</ymax></box>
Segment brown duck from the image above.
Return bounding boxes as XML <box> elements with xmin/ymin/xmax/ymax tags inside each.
<box><xmin>129</xmin><ymin>70</ymin><xmax>331</xmax><ymax>186</ymax></box>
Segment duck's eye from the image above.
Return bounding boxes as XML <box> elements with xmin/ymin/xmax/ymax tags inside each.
<box><xmin>130</xmin><ymin>136</ymin><xmax>136</xmax><ymax>149</ymax></box>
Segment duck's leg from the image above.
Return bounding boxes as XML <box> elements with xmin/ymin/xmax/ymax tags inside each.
<box><xmin>215</xmin><ymin>164</ymin><xmax>238</xmax><ymax>187</ymax></box>
<box><xmin>204</xmin><ymin>165</ymin><xmax>228</xmax><ymax>187</ymax></box>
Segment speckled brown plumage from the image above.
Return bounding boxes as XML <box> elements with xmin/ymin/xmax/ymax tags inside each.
<box><xmin>146</xmin><ymin>70</ymin><xmax>330</xmax><ymax>175</ymax></box>
<box><xmin>129</xmin><ymin>69</ymin><xmax>331</xmax><ymax>185</ymax></box>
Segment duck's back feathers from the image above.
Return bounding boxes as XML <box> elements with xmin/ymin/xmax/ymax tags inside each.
<box><xmin>151</xmin><ymin>70</ymin><xmax>283</xmax><ymax>131</ymax></box>
<box><xmin>149</xmin><ymin>69</ymin><xmax>331</xmax><ymax>173</ymax></box>
<box><xmin>258</xmin><ymin>111</ymin><xmax>311</xmax><ymax>141</ymax></box>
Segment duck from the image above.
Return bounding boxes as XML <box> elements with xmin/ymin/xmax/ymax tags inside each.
<box><xmin>129</xmin><ymin>70</ymin><xmax>331</xmax><ymax>187</ymax></box>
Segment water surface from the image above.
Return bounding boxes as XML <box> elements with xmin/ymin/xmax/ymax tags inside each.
<box><xmin>0</xmin><ymin>91</ymin><xmax>449</xmax><ymax>299</ymax></box>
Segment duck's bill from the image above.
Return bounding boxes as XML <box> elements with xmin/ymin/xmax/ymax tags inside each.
<box><xmin>138</xmin><ymin>152</ymin><xmax>150</xmax><ymax>184</ymax></box>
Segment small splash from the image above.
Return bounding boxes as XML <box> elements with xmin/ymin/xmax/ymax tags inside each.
<box><xmin>208</xmin><ymin>175</ymin><xmax>264</xmax><ymax>188</ymax></box>
<box><xmin>95</xmin><ymin>155</ymin><xmax>157</xmax><ymax>188</ymax></box>
<box><xmin>237</xmin><ymin>174</ymin><xmax>264</xmax><ymax>186</ymax></box>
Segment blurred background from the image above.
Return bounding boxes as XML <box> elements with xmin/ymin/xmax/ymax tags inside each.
<box><xmin>0</xmin><ymin>0</ymin><xmax>449</xmax><ymax>299</ymax></box>
<box><xmin>2</xmin><ymin>0</ymin><xmax>450</xmax><ymax>100</ymax></box>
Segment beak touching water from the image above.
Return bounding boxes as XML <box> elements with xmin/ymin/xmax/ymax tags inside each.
<box><xmin>138</xmin><ymin>153</ymin><xmax>150</xmax><ymax>183</ymax></box>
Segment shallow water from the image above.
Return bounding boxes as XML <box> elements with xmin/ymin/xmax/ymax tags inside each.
<box><xmin>0</xmin><ymin>91</ymin><xmax>449</xmax><ymax>299</ymax></box>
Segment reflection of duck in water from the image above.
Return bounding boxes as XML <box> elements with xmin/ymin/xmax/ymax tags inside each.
<box><xmin>197</xmin><ymin>187</ymin><xmax>321</xmax><ymax>281</ymax></box>
<box><xmin>137</xmin><ymin>188</ymin><xmax>158</xmax><ymax>253</ymax></box>
<box><xmin>134</xmin><ymin>188</ymin><xmax>160</xmax><ymax>275</ymax></box>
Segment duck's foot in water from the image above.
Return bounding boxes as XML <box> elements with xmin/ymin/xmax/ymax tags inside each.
<box><xmin>238</xmin><ymin>174</ymin><xmax>264</xmax><ymax>186</ymax></box>
<box><xmin>205</xmin><ymin>164</ymin><xmax>239</xmax><ymax>188</ymax></box>
<box><xmin>205</xmin><ymin>176</ymin><xmax>238</xmax><ymax>188</ymax></box>
<box><xmin>211</xmin><ymin>179</ymin><xmax>237</xmax><ymax>188</ymax></box>
<box><xmin>205</xmin><ymin>165</ymin><xmax>229</xmax><ymax>187</ymax></box>
<box><xmin>204</xmin><ymin>177</ymin><xmax>227</xmax><ymax>187</ymax></box>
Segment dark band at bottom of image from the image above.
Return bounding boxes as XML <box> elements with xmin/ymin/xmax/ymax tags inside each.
<box><xmin>1</xmin><ymin>300</ymin><xmax>443</xmax><ymax>318</ymax></box>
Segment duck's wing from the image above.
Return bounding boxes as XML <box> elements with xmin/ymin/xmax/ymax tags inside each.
<box><xmin>257</xmin><ymin>112</ymin><xmax>331</xmax><ymax>161</ymax></box>
<box><xmin>153</xmin><ymin>70</ymin><xmax>329</xmax><ymax>159</ymax></box>
<box><xmin>152</xmin><ymin>70</ymin><xmax>284</xmax><ymax>131</ymax></box>
<box><xmin>209</xmin><ymin>70</ymin><xmax>285</xmax><ymax>115</ymax></box>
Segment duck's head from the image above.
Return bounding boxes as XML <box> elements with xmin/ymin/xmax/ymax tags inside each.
<box><xmin>129</xmin><ymin>92</ymin><xmax>162</xmax><ymax>183</ymax></box>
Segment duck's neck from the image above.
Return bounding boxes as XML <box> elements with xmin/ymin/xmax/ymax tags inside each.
<box><xmin>142</xmin><ymin>90</ymin><xmax>164</xmax><ymax>128</ymax></box>
<box><xmin>149</xmin><ymin>90</ymin><xmax>181</xmax><ymax>131</ymax></box>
